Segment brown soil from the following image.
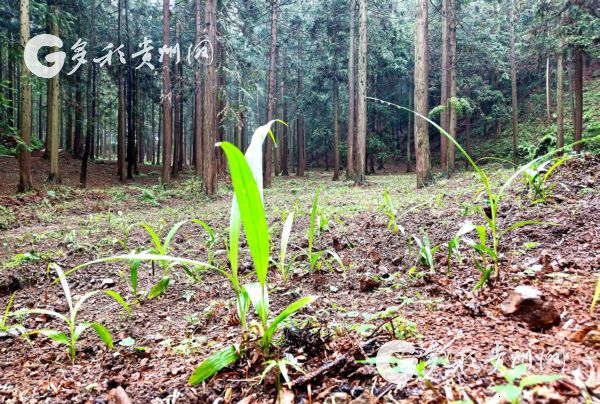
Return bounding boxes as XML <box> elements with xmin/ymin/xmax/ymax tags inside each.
<box><xmin>0</xmin><ymin>154</ymin><xmax>598</xmax><ymax>403</ymax></box>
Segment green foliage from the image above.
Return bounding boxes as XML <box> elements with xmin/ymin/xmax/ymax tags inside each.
<box><xmin>0</xmin><ymin>293</ymin><xmax>24</xmax><ymax>336</ymax></box>
<box><xmin>188</xmin><ymin>344</ymin><xmax>241</xmax><ymax>385</ymax></box>
<box><xmin>522</xmin><ymin>156</ymin><xmax>571</xmax><ymax>204</ymax></box>
<box><xmin>260</xmin><ymin>354</ymin><xmax>305</xmax><ymax>398</ymax></box>
<box><xmin>412</xmin><ymin>234</ymin><xmax>439</xmax><ymax>273</ymax></box>
<box><xmin>490</xmin><ymin>361</ymin><xmax>561</xmax><ymax>404</ymax></box>
<box><xmin>14</xmin><ymin>264</ymin><xmax>129</xmax><ymax>363</ymax></box>
<box><xmin>303</xmin><ymin>189</ymin><xmax>345</xmax><ymax>272</ymax></box>
<box><xmin>271</xmin><ymin>212</ymin><xmax>296</xmax><ymax>285</ymax></box>
<box><xmin>378</xmin><ymin>188</ymin><xmax>405</xmax><ymax>235</ymax></box>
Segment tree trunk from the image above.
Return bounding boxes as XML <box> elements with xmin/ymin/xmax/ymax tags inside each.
<box><xmin>355</xmin><ymin>0</ymin><xmax>367</xmax><ymax>185</ymax></box>
<box><xmin>573</xmin><ymin>47</ymin><xmax>583</xmax><ymax>153</ymax></box>
<box><xmin>546</xmin><ymin>55</ymin><xmax>552</xmax><ymax>123</ymax></box>
<box><xmin>80</xmin><ymin>0</ymin><xmax>96</xmax><ymax>187</ymax></box>
<box><xmin>346</xmin><ymin>0</ymin><xmax>356</xmax><ymax>180</ymax></box>
<box><xmin>136</xmin><ymin>75</ymin><xmax>143</xmax><ymax>168</ymax></box>
<box><xmin>17</xmin><ymin>0</ymin><xmax>33</xmax><ymax>192</ymax></box>
<box><xmin>447</xmin><ymin>0</ymin><xmax>457</xmax><ymax>174</ymax></box>
<box><xmin>161</xmin><ymin>0</ymin><xmax>172</xmax><ymax>185</ymax></box>
<box><xmin>296</xmin><ymin>27</ymin><xmax>305</xmax><ymax>177</ymax></box>
<box><xmin>117</xmin><ymin>0</ymin><xmax>126</xmax><ymax>181</ymax></box>
<box><xmin>194</xmin><ymin>0</ymin><xmax>203</xmax><ymax>177</ymax></box>
<box><xmin>333</xmin><ymin>77</ymin><xmax>340</xmax><ymax>181</ymax></box>
<box><xmin>414</xmin><ymin>0</ymin><xmax>431</xmax><ymax>188</ymax></box>
<box><xmin>406</xmin><ymin>82</ymin><xmax>413</xmax><ymax>172</ymax></box>
<box><xmin>47</xmin><ymin>0</ymin><xmax>60</xmax><ymax>182</ymax></box>
<box><xmin>172</xmin><ymin>13</ymin><xmax>181</xmax><ymax>178</ymax></box>
<box><xmin>556</xmin><ymin>37</ymin><xmax>564</xmax><ymax>152</ymax></box>
<box><xmin>125</xmin><ymin>0</ymin><xmax>136</xmax><ymax>179</ymax></box>
<box><xmin>264</xmin><ymin>0</ymin><xmax>278</xmax><ymax>187</ymax></box>
<box><xmin>202</xmin><ymin>0</ymin><xmax>217</xmax><ymax>195</ymax></box>
<box><xmin>281</xmin><ymin>52</ymin><xmax>289</xmax><ymax>176</ymax></box>
<box><xmin>440</xmin><ymin>0</ymin><xmax>449</xmax><ymax>170</ymax></box>
<box><xmin>509</xmin><ymin>0</ymin><xmax>519</xmax><ymax>165</ymax></box>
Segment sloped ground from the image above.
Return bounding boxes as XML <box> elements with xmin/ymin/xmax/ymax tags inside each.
<box><xmin>0</xmin><ymin>155</ymin><xmax>598</xmax><ymax>403</ymax></box>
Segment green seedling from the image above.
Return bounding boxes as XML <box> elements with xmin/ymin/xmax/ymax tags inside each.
<box><xmin>378</xmin><ymin>188</ymin><xmax>405</xmax><ymax>235</ymax></box>
<box><xmin>192</xmin><ymin>219</ymin><xmax>223</xmax><ymax>266</ymax></box>
<box><xmin>368</xmin><ymin>97</ymin><xmax>587</xmax><ymax>289</ymax></box>
<box><xmin>14</xmin><ymin>264</ymin><xmax>129</xmax><ymax>363</ymax></box>
<box><xmin>490</xmin><ymin>360</ymin><xmax>560</xmax><ymax>404</ymax></box>
<box><xmin>1</xmin><ymin>293</ymin><xmax>25</xmax><ymax>336</ymax></box>
<box><xmin>260</xmin><ymin>354</ymin><xmax>305</xmax><ymax>400</ymax></box>
<box><xmin>412</xmin><ymin>234</ymin><xmax>439</xmax><ymax>273</ymax></box>
<box><xmin>592</xmin><ymin>277</ymin><xmax>600</xmax><ymax>314</ymax></box>
<box><xmin>522</xmin><ymin>156</ymin><xmax>571</xmax><ymax>204</ymax></box>
<box><xmin>270</xmin><ymin>211</ymin><xmax>296</xmax><ymax>285</ymax></box>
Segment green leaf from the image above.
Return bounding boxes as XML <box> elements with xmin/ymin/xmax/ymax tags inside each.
<box><xmin>148</xmin><ymin>277</ymin><xmax>171</xmax><ymax>299</ymax></box>
<box><xmin>39</xmin><ymin>329</ymin><xmax>70</xmax><ymax>346</ymax></box>
<box><xmin>519</xmin><ymin>374</ymin><xmax>560</xmax><ymax>388</ymax></box>
<box><xmin>73</xmin><ymin>323</ymin><xmax>92</xmax><ymax>341</ymax></box>
<box><xmin>50</xmin><ymin>264</ymin><xmax>73</xmax><ymax>313</ymax></box>
<box><xmin>163</xmin><ymin>221</ymin><xmax>188</xmax><ymax>253</ymax></box>
<box><xmin>142</xmin><ymin>224</ymin><xmax>164</xmax><ymax>254</ymax></box>
<box><xmin>242</xmin><ymin>282</ymin><xmax>269</xmax><ymax>326</ymax></box>
<box><xmin>501</xmin><ymin>220</ymin><xmax>557</xmax><ymax>237</ymax></box>
<box><xmin>188</xmin><ymin>345</ymin><xmax>241</xmax><ymax>386</ymax></box>
<box><xmin>12</xmin><ymin>308</ymin><xmax>69</xmax><ymax>324</ymax></box>
<box><xmin>129</xmin><ymin>259</ymin><xmax>141</xmax><ymax>295</ymax></box>
<box><xmin>119</xmin><ymin>337</ymin><xmax>136</xmax><ymax>347</ymax></box>
<box><xmin>218</xmin><ymin>142</ymin><xmax>270</xmax><ymax>287</ymax></box>
<box><xmin>60</xmin><ymin>253</ymin><xmax>214</xmax><ymax>279</ymax></box>
<box><xmin>506</xmin><ymin>364</ymin><xmax>528</xmax><ymax>383</ymax></box>
<box><xmin>263</xmin><ymin>296</ymin><xmax>317</xmax><ymax>348</ymax></box>
<box><xmin>192</xmin><ymin>219</ymin><xmax>216</xmax><ymax>243</ymax></box>
<box><xmin>490</xmin><ymin>384</ymin><xmax>521</xmax><ymax>404</ymax></box>
<box><xmin>89</xmin><ymin>322</ymin><xmax>113</xmax><ymax>348</ymax></box>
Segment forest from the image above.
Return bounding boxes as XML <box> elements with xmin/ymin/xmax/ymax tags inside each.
<box><xmin>0</xmin><ymin>0</ymin><xmax>599</xmax><ymax>402</ymax></box>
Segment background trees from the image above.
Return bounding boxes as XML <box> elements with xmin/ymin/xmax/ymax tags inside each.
<box><xmin>0</xmin><ymin>0</ymin><xmax>598</xmax><ymax>194</ymax></box>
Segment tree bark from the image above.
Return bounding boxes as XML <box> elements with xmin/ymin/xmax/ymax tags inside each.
<box><xmin>556</xmin><ymin>37</ymin><xmax>564</xmax><ymax>152</ymax></box>
<box><xmin>17</xmin><ymin>0</ymin><xmax>33</xmax><ymax>192</ymax></box>
<box><xmin>161</xmin><ymin>0</ymin><xmax>172</xmax><ymax>185</ymax></box>
<box><xmin>47</xmin><ymin>0</ymin><xmax>60</xmax><ymax>182</ymax></box>
<box><xmin>296</xmin><ymin>26</ymin><xmax>305</xmax><ymax>177</ymax></box>
<box><xmin>117</xmin><ymin>0</ymin><xmax>126</xmax><ymax>181</ymax></box>
<box><xmin>333</xmin><ymin>77</ymin><xmax>340</xmax><ymax>181</ymax></box>
<box><xmin>281</xmin><ymin>52</ymin><xmax>289</xmax><ymax>176</ymax></box>
<box><xmin>194</xmin><ymin>0</ymin><xmax>203</xmax><ymax>177</ymax></box>
<box><xmin>509</xmin><ymin>0</ymin><xmax>519</xmax><ymax>165</ymax></box>
<box><xmin>440</xmin><ymin>0</ymin><xmax>449</xmax><ymax>170</ymax></box>
<box><xmin>346</xmin><ymin>0</ymin><xmax>356</xmax><ymax>180</ymax></box>
<box><xmin>414</xmin><ymin>0</ymin><xmax>431</xmax><ymax>188</ymax></box>
<box><xmin>202</xmin><ymin>0</ymin><xmax>218</xmax><ymax>195</ymax></box>
<box><xmin>80</xmin><ymin>0</ymin><xmax>96</xmax><ymax>187</ymax></box>
<box><xmin>546</xmin><ymin>55</ymin><xmax>552</xmax><ymax>123</ymax></box>
<box><xmin>355</xmin><ymin>0</ymin><xmax>367</xmax><ymax>185</ymax></box>
<box><xmin>264</xmin><ymin>0</ymin><xmax>278</xmax><ymax>187</ymax></box>
<box><xmin>406</xmin><ymin>82</ymin><xmax>413</xmax><ymax>172</ymax></box>
<box><xmin>573</xmin><ymin>47</ymin><xmax>583</xmax><ymax>153</ymax></box>
<box><xmin>447</xmin><ymin>0</ymin><xmax>457</xmax><ymax>174</ymax></box>
<box><xmin>172</xmin><ymin>12</ymin><xmax>181</xmax><ymax>178</ymax></box>
<box><xmin>465</xmin><ymin>113</ymin><xmax>471</xmax><ymax>169</ymax></box>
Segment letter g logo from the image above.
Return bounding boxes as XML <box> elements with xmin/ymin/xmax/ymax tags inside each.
<box><xmin>24</xmin><ymin>34</ymin><xmax>66</xmax><ymax>79</ymax></box>
<box><xmin>375</xmin><ymin>340</ymin><xmax>417</xmax><ymax>388</ymax></box>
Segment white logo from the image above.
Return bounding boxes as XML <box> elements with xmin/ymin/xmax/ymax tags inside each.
<box><xmin>24</xmin><ymin>34</ymin><xmax>66</xmax><ymax>79</ymax></box>
<box><xmin>375</xmin><ymin>340</ymin><xmax>418</xmax><ymax>387</ymax></box>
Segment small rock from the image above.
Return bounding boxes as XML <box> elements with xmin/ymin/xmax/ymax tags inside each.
<box><xmin>40</xmin><ymin>352</ymin><xmax>57</xmax><ymax>364</ymax></box>
<box><xmin>101</xmin><ymin>278</ymin><xmax>116</xmax><ymax>287</ymax></box>
<box><xmin>359</xmin><ymin>277</ymin><xmax>381</xmax><ymax>292</ymax></box>
<box><xmin>501</xmin><ymin>286</ymin><xmax>560</xmax><ymax>330</ymax></box>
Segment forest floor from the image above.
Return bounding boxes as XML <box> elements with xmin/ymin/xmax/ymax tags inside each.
<box><xmin>0</xmin><ymin>153</ymin><xmax>599</xmax><ymax>403</ymax></box>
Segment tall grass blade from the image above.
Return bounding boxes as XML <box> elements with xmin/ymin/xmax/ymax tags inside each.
<box><xmin>189</xmin><ymin>345</ymin><xmax>241</xmax><ymax>386</ymax></box>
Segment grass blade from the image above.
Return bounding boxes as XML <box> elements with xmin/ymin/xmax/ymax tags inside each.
<box><xmin>188</xmin><ymin>344</ymin><xmax>241</xmax><ymax>386</ymax></box>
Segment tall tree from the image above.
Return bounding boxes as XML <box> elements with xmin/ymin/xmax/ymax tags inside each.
<box><xmin>172</xmin><ymin>9</ymin><xmax>182</xmax><ymax>178</ymax></box>
<box><xmin>556</xmin><ymin>37</ymin><xmax>564</xmax><ymax>152</ymax></box>
<box><xmin>280</xmin><ymin>51</ymin><xmax>289</xmax><ymax>176</ymax></box>
<box><xmin>354</xmin><ymin>0</ymin><xmax>367</xmax><ymax>185</ymax></box>
<box><xmin>439</xmin><ymin>0</ymin><xmax>449</xmax><ymax>170</ymax></box>
<box><xmin>202</xmin><ymin>0</ymin><xmax>218</xmax><ymax>195</ymax></box>
<box><xmin>47</xmin><ymin>0</ymin><xmax>60</xmax><ymax>182</ymax></box>
<box><xmin>296</xmin><ymin>19</ymin><xmax>305</xmax><ymax>177</ymax></box>
<box><xmin>414</xmin><ymin>0</ymin><xmax>431</xmax><ymax>188</ymax></box>
<box><xmin>509</xmin><ymin>0</ymin><xmax>519</xmax><ymax>165</ymax></box>
<box><xmin>573</xmin><ymin>47</ymin><xmax>583</xmax><ymax>153</ymax></box>
<box><xmin>161</xmin><ymin>0</ymin><xmax>172</xmax><ymax>185</ymax></box>
<box><xmin>117</xmin><ymin>0</ymin><xmax>126</xmax><ymax>182</ymax></box>
<box><xmin>80</xmin><ymin>0</ymin><xmax>96</xmax><ymax>187</ymax></box>
<box><xmin>194</xmin><ymin>0</ymin><xmax>203</xmax><ymax>177</ymax></box>
<box><xmin>264</xmin><ymin>0</ymin><xmax>278</xmax><ymax>187</ymax></box>
<box><xmin>332</xmin><ymin>76</ymin><xmax>340</xmax><ymax>181</ymax></box>
<box><xmin>17</xmin><ymin>0</ymin><xmax>33</xmax><ymax>192</ymax></box>
<box><xmin>446</xmin><ymin>0</ymin><xmax>457</xmax><ymax>173</ymax></box>
<box><xmin>346</xmin><ymin>0</ymin><xmax>356</xmax><ymax>180</ymax></box>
